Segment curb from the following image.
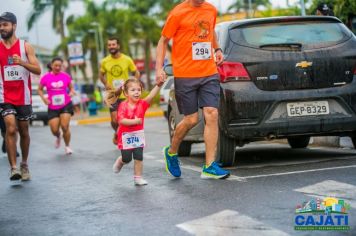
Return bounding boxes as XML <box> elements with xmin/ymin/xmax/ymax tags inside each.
<box><xmin>71</xmin><ymin>110</ymin><xmax>164</xmax><ymax>126</ymax></box>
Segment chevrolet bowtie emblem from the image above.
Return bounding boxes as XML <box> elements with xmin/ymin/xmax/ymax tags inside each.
<box><xmin>296</xmin><ymin>61</ymin><xmax>313</xmax><ymax>68</ymax></box>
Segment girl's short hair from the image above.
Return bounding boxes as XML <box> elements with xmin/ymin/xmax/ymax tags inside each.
<box><xmin>123</xmin><ymin>78</ymin><xmax>143</xmax><ymax>93</ymax></box>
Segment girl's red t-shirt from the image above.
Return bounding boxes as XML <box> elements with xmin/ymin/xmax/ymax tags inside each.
<box><xmin>117</xmin><ymin>99</ymin><xmax>150</xmax><ymax>150</ymax></box>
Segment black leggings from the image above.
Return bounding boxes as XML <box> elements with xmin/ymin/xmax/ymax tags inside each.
<box><xmin>120</xmin><ymin>147</ymin><xmax>143</xmax><ymax>163</ymax></box>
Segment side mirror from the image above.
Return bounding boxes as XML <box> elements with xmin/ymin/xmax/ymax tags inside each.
<box><xmin>163</xmin><ymin>64</ymin><xmax>173</xmax><ymax>76</ymax></box>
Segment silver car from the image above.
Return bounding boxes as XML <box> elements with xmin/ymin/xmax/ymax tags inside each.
<box><xmin>159</xmin><ymin>77</ymin><xmax>174</xmax><ymax>118</ymax></box>
<box><xmin>31</xmin><ymin>85</ymin><xmax>48</xmax><ymax>125</ymax></box>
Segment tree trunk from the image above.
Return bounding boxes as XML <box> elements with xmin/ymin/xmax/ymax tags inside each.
<box><xmin>59</xmin><ymin>13</ymin><xmax>68</xmax><ymax>60</ymax></box>
<box><xmin>144</xmin><ymin>38</ymin><xmax>153</xmax><ymax>90</ymax></box>
<box><xmin>90</xmin><ymin>48</ymin><xmax>99</xmax><ymax>86</ymax></box>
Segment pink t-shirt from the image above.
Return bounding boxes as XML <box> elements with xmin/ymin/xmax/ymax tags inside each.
<box><xmin>117</xmin><ymin>99</ymin><xmax>150</xmax><ymax>150</ymax></box>
<box><xmin>40</xmin><ymin>72</ymin><xmax>72</xmax><ymax>110</ymax></box>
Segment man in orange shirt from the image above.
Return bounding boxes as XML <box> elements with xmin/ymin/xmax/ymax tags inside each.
<box><xmin>156</xmin><ymin>0</ymin><xmax>230</xmax><ymax>179</ymax></box>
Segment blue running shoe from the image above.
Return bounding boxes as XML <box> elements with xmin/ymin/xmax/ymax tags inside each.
<box><xmin>201</xmin><ymin>162</ymin><xmax>230</xmax><ymax>179</ymax></box>
<box><xmin>163</xmin><ymin>145</ymin><xmax>181</xmax><ymax>177</ymax></box>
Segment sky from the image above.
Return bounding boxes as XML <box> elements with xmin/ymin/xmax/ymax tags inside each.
<box><xmin>0</xmin><ymin>0</ymin><xmax>300</xmax><ymax>50</ymax></box>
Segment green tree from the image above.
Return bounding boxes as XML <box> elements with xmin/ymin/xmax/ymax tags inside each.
<box><xmin>261</xmin><ymin>5</ymin><xmax>301</xmax><ymax>17</ymax></box>
<box><xmin>114</xmin><ymin>0</ymin><xmax>162</xmax><ymax>89</ymax></box>
<box><xmin>28</xmin><ymin>0</ymin><xmax>69</xmax><ymax>59</ymax></box>
<box><xmin>335</xmin><ymin>0</ymin><xmax>356</xmax><ymax>31</ymax></box>
<box><xmin>307</xmin><ymin>0</ymin><xmax>334</xmax><ymax>15</ymax></box>
<box><xmin>66</xmin><ymin>0</ymin><xmax>111</xmax><ymax>85</ymax></box>
<box><xmin>156</xmin><ymin>0</ymin><xmax>182</xmax><ymax>20</ymax></box>
<box><xmin>308</xmin><ymin>0</ymin><xmax>356</xmax><ymax>32</ymax></box>
<box><xmin>228</xmin><ymin>0</ymin><xmax>271</xmax><ymax>17</ymax></box>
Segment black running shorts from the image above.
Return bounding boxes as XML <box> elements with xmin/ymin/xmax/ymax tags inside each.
<box><xmin>48</xmin><ymin>102</ymin><xmax>74</xmax><ymax>120</ymax></box>
<box><xmin>0</xmin><ymin>103</ymin><xmax>33</xmax><ymax>121</ymax></box>
<box><xmin>174</xmin><ymin>74</ymin><xmax>220</xmax><ymax>115</ymax></box>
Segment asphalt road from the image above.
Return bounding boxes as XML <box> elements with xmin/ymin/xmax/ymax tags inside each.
<box><xmin>0</xmin><ymin>117</ymin><xmax>355</xmax><ymax>235</ymax></box>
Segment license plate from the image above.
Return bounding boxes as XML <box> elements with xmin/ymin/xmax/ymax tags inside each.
<box><xmin>287</xmin><ymin>101</ymin><xmax>329</xmax><ymax>117</ymax></box>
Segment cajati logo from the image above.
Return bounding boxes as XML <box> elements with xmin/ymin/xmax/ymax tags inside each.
<box><xmin>294</xmin><ymin>197</ymin><xmax>351</xmax><ymax>231</ymax></box>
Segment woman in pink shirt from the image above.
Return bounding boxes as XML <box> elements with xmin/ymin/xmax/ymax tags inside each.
<box><xmin>38</xmin><ymin>57</ymin><xmax>75</xmax><ymax>155</ymax></box>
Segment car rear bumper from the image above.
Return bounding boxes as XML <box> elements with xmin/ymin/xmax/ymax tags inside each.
<box><xmin>225</xmin><ymin>116</ymin><xmax>356</xmax><ymax>141</ymax></box>
<box><xmin>220</xmin><ymin>78</ymin><xmax>356</xmax><ymax>140</ymax></box>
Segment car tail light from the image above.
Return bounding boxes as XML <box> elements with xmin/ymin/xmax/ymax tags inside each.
<box><xmin>218</xmin><ymin>62</ymin><xmax>250</xmax><ymax>83</ymax></box>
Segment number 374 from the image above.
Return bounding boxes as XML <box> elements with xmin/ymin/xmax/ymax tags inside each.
<box><xmin>126</xmin><ymin>136</ymin><xmax>139</xmax><ymax>144</ymax></box>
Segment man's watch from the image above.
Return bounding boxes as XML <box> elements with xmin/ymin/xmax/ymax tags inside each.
<box><xmin>214</xmin><ymin>48</ymin><xmax>223</xmax><ymax>53</ymax></box>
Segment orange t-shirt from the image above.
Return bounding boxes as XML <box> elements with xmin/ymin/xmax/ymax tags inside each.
<box><xmin>162</xmin><ymin>1</ymin><xmax>218</xmax><ymax>78</ymax></box>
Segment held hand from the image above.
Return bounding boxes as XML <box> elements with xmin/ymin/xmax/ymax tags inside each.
<box><xmin>156</xmin><ymin>68</ymin><xmax>167</xmax><ymax>85</ymax></box>
<box><xmin>156</xmin><ymin>81</ymin><xmax>164</xmax><ymax>87</ymax></box>
<box><xmin>12</xmin><ymin>54</ymin><xmax>23</xmax><ymax>65</ymax></box>
<box><xmin>215</xmin><ymin>50</ymin><xmax>224</xmax><ymax>66</ymax></box>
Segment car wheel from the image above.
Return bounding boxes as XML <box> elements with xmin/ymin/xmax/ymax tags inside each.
<box><xmin>287</xmin><ymin>136</ymin><xmax>310</xmax><ymax>148</ymax></box>
<box><xmin>217</xmin><ymin>129</ymin><xmax>236</xmax><ymax>167</ymax></box>
<box><xmin>168</xmin><ymin>109</ymin><xmax>192</xmax><ymax>156</ymax></box>
<box><xmin>43</xmin><ymin>120</ymin><xmax>48</xmax><ymax>126</ymax></box>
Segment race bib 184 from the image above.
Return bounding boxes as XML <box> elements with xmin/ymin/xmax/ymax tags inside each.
<box><xmin>192</xmin><ymin>42</ymin><xmax>212</xmax><ymax>60</ymax></box>
<box><xmin>4</xmin><ymin>65</ymin><xmax>26</xmax><ymax>81</ymax></box>
<box><xmin>122</xmin><ymin>130</ymin><xmax>145</xmax><ymax>150</ymax></box>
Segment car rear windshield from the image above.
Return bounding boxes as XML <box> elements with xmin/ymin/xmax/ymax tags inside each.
<box><xmin>230</xmin><ymin>21</ymin><xmax>351</xmax><ymax>49</ymax></box>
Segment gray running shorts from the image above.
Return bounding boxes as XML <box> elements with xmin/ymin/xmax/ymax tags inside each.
<box><xmin>174</xmin><ymin>74</ymin><xmax>220</xmax><ymax>115</ymax></box>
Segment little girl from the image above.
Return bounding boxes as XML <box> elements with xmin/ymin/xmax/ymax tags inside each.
<box><xmin>108</xmin><ymin>78</ymin><xmax>162</xmax><ymax>186</ymax></box>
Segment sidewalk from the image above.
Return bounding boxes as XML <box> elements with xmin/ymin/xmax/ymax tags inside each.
<box><xmin>70</xmin><ymin>106</ymin><xmax>164</xmax><ymax>125</ymax></box>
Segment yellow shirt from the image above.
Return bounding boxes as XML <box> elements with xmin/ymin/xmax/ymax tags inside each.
<box><xmin>100</xmin><ymin>53</ymin><xmax>137</xmax><ymax>99</ymax></box>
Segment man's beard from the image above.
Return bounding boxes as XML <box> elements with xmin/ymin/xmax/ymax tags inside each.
<box><xmin>0</xmin><ymin>29</ymin><xmax>14</xmax><ymax>40</ymax></box>
<box><xmin>109</xmin><ymin>48</ymin><xmax>119</xmax><ymax>55</ymax></box>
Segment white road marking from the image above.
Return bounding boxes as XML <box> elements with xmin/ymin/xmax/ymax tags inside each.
<box><xmin>176</xmin><ymin>210</ymin><xmax>290</xmax><ymax>236</ymax></box>
<box><xmin>235</xmin><ymin>155</ymin><xmax>356</xmax><ymax>169</ymax></box>
<box><xmin>241</xmin><ymin>165</ymin><xmax>356</xmax><ymax>179</ymax></box>
<box><xmin>295</xmin><ymin>180</ymin><xmax>356</xmax><ymax>208</ymax></box>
